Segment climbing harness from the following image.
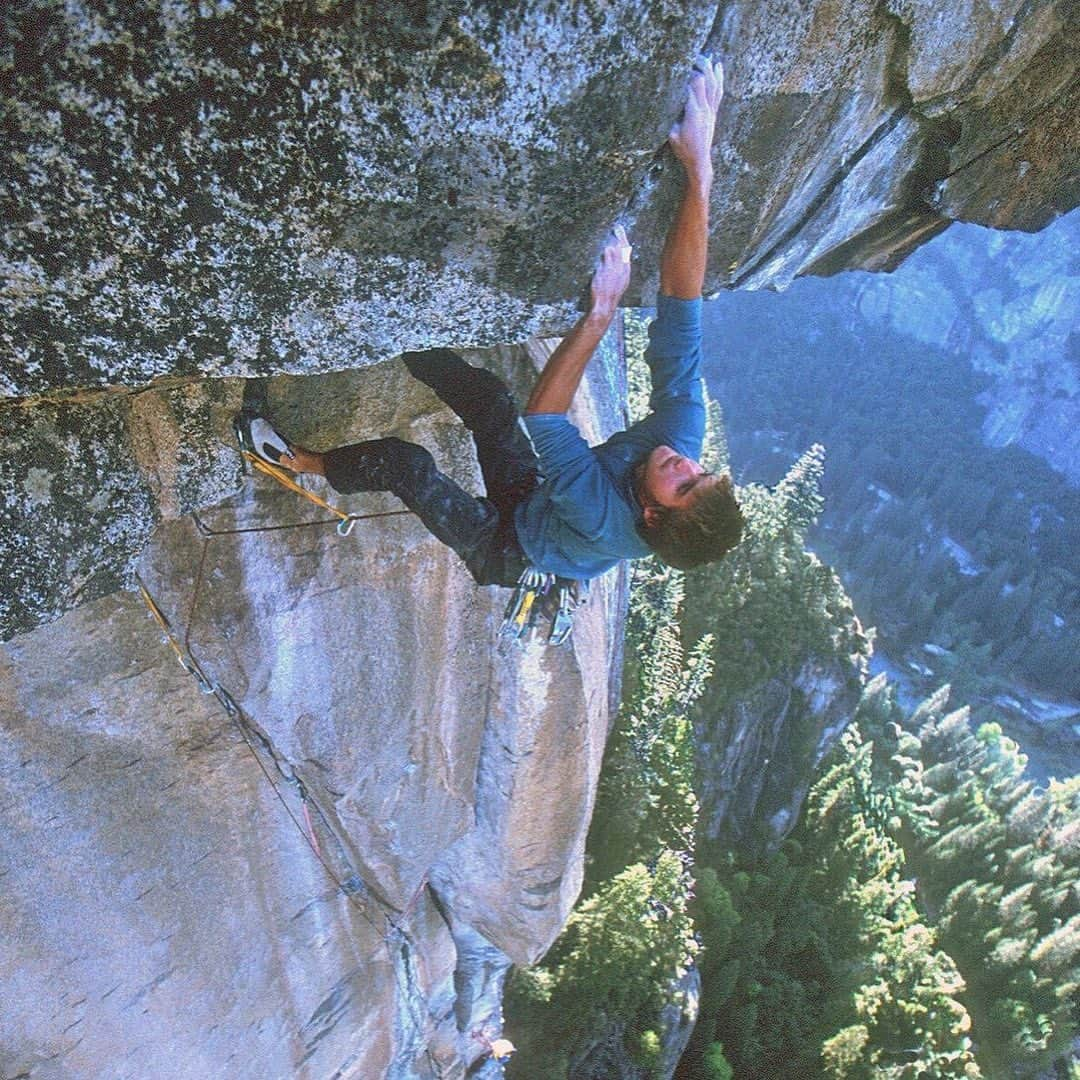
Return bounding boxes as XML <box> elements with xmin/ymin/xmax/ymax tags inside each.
<box><xmin>499</xmin><ymin>568</ymin><xmax>590</xmax><ymax>648</ymax></box>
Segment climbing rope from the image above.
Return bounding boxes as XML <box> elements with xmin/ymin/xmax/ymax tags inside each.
<box><xmin>136</xmin><ymin>561</ymin><xmax>447</xmax><ymax>1071</ymax></box>
<box><xmin>239</xmin><ymin>449</ymin><xmax>363</xmax><ymax>535</ymax></box>
<box><xmin>131</xmin><ymin>438</ymin><xmax>508</xmax><ymax>1073</ymax></box>
<box><xmin>190</xmin><ymin>509</ymin><xmax>341</xmax><ymax>537</ymax></box>
<box><xmin>135</xmin><ymin>566</ymin><xmax>373</xmax><ymax>911</ymax></box>
<box><xmin>134</xmin><ymin>457</ymin><xmax>421</xmax><ymax>931</ymax></box>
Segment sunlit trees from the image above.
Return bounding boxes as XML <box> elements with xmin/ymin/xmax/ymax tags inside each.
<box><xmin>681</xmin><ymin>727</ymin><xmax>980</xmax><ymax>1080</ymax></box>
<box><xmin>861</xmin><ymin>685</ymin><xmax>1080</xmax><ymax>1075</ymax></box>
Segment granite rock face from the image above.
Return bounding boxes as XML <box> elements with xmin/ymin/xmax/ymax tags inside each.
<box><xmin>3</xmin><ymin>0</ymin><xmax>1077</xmax><ymax>399</ymax></box>
<box><xmin>1</xmin><ymin>0</ymin><xmax>713</xmax><ymax>396</ymax></box>
<box><xmin>1</xmin><ymin>378</ymin><xmax>245</xmax><ymax>639</ymax></box>
<box><xmin>704</xmin><ymin>0</ymin><xmax>1078</xmax><ymax>287</ymax></box>
<box><xmin>0</xmin><ymin>339</ymin><xmax>629</xmax><ymax>1078</ymax></box>
<box><xmin>694</xmin><ymin>656</ymin><xmax>865</xmax><ymax>852</ymax></box>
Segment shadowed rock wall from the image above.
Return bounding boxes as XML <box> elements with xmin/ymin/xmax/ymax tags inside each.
<box><xmin>694</xmin><ymin>657</ymin><xmax>864</xmax><ymax>851</ymax></box>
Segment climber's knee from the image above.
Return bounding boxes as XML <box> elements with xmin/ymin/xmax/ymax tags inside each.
<box><xmin>403</xmin><ymin>351</ymin><xmax>518</xmax><ymax>432</ymax></box>
<box><xmin>380</xmin><ymin>437</ymin><xmax>437</xmax><ymax>484</ymax></box>
<box><xmin>468</xmin><ymin>377</ymin><xmax>519</xmax><ymax>436</ymax></box>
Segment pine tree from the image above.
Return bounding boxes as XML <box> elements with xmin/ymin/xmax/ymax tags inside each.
<box><xmin>803</xmin><ymin>727</ymin><xmax>980</xmax><ymax>1079</ymax></box>
<box><xmin>862</xmin><ymin>686</ymin><xmax>1080</xmax><ymax>1076</ymax></box>
<box><xmin>683</xmin><ymin>444</ymin><xmax>870</xmax><ymax>708</ymax></box>
<box><xmin>678</xmin><ymin>720</ymin><xmax>980</xmax><ymax>1080</ymax></box>
<box><xmin>506</xmin><ymin>504</ymin><xmax>712</xmax><ymax>1076</ymax></box>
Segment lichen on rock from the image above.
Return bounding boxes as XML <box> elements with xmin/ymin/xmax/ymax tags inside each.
<box><xmin>4</xmin><ymin>0</ymin><xmax>1075</xmax><ymax>400</ymax></box>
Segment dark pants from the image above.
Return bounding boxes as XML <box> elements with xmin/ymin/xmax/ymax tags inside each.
<box><xmin>322</xmin><ymin>350</ymin><xmax>539</xmax><ymax>587</ymax></box>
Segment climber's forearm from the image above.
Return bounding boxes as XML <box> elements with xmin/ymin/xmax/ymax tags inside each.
<box><xmin>662</xmin><ymin>55</ymin><xmax>722</xmax><ymax>299</ymax></box>
<box><xmin>524</xmin><ymin>306</ymin><xmax>615</xmax><ymax>415</ymax></box>
<box><xmin>659</xmin><ymin>166</ymin><xmax>712</xmax><ymax>300</ymax></box>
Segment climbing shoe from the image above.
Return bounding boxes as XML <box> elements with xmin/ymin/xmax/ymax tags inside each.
<box><xmin>236</xmin><ymin>413</ymin><xmax>295</xmax><ymax>467</ymax></box>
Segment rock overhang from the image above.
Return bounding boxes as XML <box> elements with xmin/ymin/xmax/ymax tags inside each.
<box><xmin>2</xmin><ymin>0</ymin><xmax>1076</xmax><ymax>399</ymax></box>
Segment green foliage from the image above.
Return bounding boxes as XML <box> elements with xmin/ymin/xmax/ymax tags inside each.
<box><xmin>543</xmin><ymin>851</ymin><xmax>698</xmax><ymax>1023</ymax></box>
<box><xmin>508</xmin><ymin>308</ymin><xmax>1080</xmax><ymax>1080</ymax></box>
<box><xmin>681</xmin><ymin>725</ymin><xmax>981</xmax><ymax>1080</ymax></box>
<box><xmin>624</xmin><ymin>308</ymin><xmax>653</xmax><ymax>424</ymax></box>
<box><xmin>681</xmin><ymin>445</ymin><xmax>870</xmax><ymax>714</ymax></box>
<box><xmin>510</xmin><ymin>964</ymin><xmax>555</xmax><ymax>1006</ymax></box>
<box><xmin>821</xmin><ymin>1025</ymin><xmax>869</xmax><ymax>1079</ymax></box>
<box><xmin>639</xmin><ymin>1029</ymin><xmax>663</xmax><ymax>1073</ymax></box>
<box><xmin>701</xmin><ymin>1042</ymin><xmax>734</xmax><ymax>1080</ymax></box>
<box><xmin>803</xmin><ymin>728</ymin><xmax>979</xmax><ymax>1079</ymax></box>
<box><xmin>588</xmin><ymin>561</ymin><xmax>712</xmax><ymax>882</ymax></box>
<box><xmin>859</xmin><ymin>680</ymin><xmax>1080</xmax><ymax>1076</ymax></box>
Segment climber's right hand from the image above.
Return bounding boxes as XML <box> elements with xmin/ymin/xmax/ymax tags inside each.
<box><xmin>669</xmin><ymin>55</ymin><xmax>723</xmax><ymax>179</ymax></box>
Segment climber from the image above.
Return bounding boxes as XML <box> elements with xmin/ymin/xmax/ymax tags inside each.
<box><xmin>240</xmin><ymin>55</ymin><xmax>742</xmax><ymax>590</ymax></box>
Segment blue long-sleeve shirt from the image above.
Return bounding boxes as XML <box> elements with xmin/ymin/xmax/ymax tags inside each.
<box><xmin>514</xmin><ymin>295</ymin><xmax>706</xmax><ymax>579</ymax></box>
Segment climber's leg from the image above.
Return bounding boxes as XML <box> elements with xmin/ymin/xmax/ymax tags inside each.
<box><xmin>242</xmin><ymin>407</ymin><xmax>528</xmax><ymax>585</ymax></box>
<box><xmin>321</xmin><ymin>437</ymin><xmax>512</xmax><ymax>582</ymax></box>
<box><xmin>401</xmin><ymin>349</ymin><xmax>539</xmax><ymax>505</ymax></box>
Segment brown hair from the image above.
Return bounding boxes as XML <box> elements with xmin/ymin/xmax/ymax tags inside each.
<box><xmin>638</xmin><ymin>472</ymin><xmax>744</xmax><ymax>570</ymax></box>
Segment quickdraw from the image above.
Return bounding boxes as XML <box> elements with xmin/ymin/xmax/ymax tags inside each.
<box><xmin>136</xmin><ymin>578</ymin><xmax>215</xmax><ymax>694</ymax></box>
<box><xmin>239</xmin><ymin>450</ymin><xmax>360</xmax><ymax>536</ymax></box>
<box><xmin>233</xmin><ymin>414</ymin><xmax>365</xmax><ymax>536</ymax></box>
<box><xmin>499</xmin><ymin>569</ymin><xmax>589</xmax><ymax>648</ymax></box>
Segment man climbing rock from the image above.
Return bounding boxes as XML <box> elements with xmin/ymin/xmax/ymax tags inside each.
<box><xmin>241</xmin><ymin>56</ymin><xmax>742</xmax><ymax>595</ymax></box>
